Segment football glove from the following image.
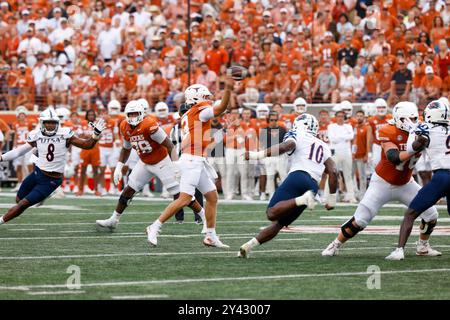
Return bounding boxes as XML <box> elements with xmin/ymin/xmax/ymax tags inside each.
<box><xmin>113</xmin><ymin>162</ymin><xmax>124</xmax><ymax>186</ymax></box>
<box><xmin>90</xmin><ymin>118</ymin><xmax>107</xmax><ymax>139</ymax></box>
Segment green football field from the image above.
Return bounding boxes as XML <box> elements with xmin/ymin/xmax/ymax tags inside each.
<box><xmin>0</xmin><ymin>190</ymin><xmax>449</xmax><ymax>300</ymax></box>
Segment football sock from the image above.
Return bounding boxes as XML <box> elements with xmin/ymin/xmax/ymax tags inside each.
<box><xmin>0</xmin><ymin>216</ymin><xmax>4</xmax><ymax>225</ymax></box>
<box><xmin>333</xmin><ymin>239</ymin><xmax>342</xmax><ymax>247</ymax></box>
<box><xmin>206</xmin><ymin>228</ymin><xmax>216</xmax><ymax>237</ymax></box>
<box><xmin>153</xmin><ymin>219</ymin><xmax>163</xmax><ymax>229</ymax></box>
<box><xmin>197</xmin><ymin>208</ymin><xmax>206</xmax><ymax>222</ymax></box>
<box><xmin>246</xmin><ymin>237</ymin><xmax>260</xmax><ymax>249</ymax></box>
<box><xmin>113</xmin><ymin>211</ymin><xmax>121</xmax><ymax>220</ymax></box>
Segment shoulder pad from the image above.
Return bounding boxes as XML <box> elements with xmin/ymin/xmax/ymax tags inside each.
<box><xmin>26</xmin><ymin>129</ymin><xmax>40</xmax><ymax>143</ymax></box>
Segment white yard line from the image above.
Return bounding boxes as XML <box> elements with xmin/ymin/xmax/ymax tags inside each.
<box><xmin>27</xmin><ymin>290</ymin><xmax>85</xmax><ymax>295</ymax></box>
<box><xmin>0</xmin><ymin>232</ymin><xmax>259</xmax><ymax>241</ymax></box>
<box><xmin>7</xmin><ymin>229</ymin><xmax>46</xmax><ymax>231</ymax></box>
<box><xmin>0</xmin><ymin>245</ymin><xmax>449</xmax><ymax>261</ymax></box>
<box><xmin>2</xmin><ymin>268</ymin><xmax>450</xmax><ymax>292</ymax></box>
<box><xmin>111</xmin><ymin>294</ymin><xmax>169</xmax><ymax>300</ymax></box>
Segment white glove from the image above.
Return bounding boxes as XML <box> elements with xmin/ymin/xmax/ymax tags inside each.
<box><xmin>248</xmin><ymin>151</ymin><xmax>265</xmax><ymax>160</ymax></box>
<box><xmin>113</xmin><ymin>162</ymin><xmax>124</xmax><ymax>186</ymax></box>
<box><xmin>325</xmin><ymin>193</ymin><xmax>337</xmax><ymax>210</ymax></box>
<box><xmin>90</xmin><ymin>118</ymin><xmax>107</xmax><ymax>139</ymax></box>
<box><xmin>402</xmin><ymin>118</ymin><xmax>419</xmax><ymax>134</ymax></box>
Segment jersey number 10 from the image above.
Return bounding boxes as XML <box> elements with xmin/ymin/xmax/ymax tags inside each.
<box><xmin>308</xmin><ymin>143</ymin><xmax>324</xmax><ymax>163</ymax></box>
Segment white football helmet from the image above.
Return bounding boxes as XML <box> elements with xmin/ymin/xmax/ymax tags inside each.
<box><xmin>424</xmin><ymin>100</ymin><xmax>449</xmax><ymax>125</ymax></box>
<box><xmin>332</xmin><ymin>103</ymin><xmax>342</xmax><ymax>114</ymax></box>
<box><xmin>107</xmin><ymin>99</ymin><xmax>121</xmax><ymax>116</ymax></box>
<box><xmin>362</xmin><ymin>103</ymin><xmax>376</xmax><ymax>117</ymax></box>
<box><xmin>256</xmin><ymin>104</ymin><xmax>270</xmax><ymax>119</ymax></box>
<box><xmin>392</xmin><ymin>101</ymin><xmax>419</xmax><ymax>132</ymax></box>
<box><xmin>374</xmin><ymin>98</ymin><xmax>388</xmax><ymax>116</ymax></box>
<box><xmin>39</xmin><ymin>107</ymin><xmax>60</xmax><ymax>136</ymax></box>
<box><xmin>136</xmin><ymin>98</ymin><xmax>150</xmax><ymax>115</ymax></box>
<box><xmin>155</xmin><ymin>101</ymin><xmax>169</xmax><ymax>119</ymax></box>
<box><xmin>438</xmin><ymin>96</ymin><xmax>450</xmax><ymax>108</ymax></box>
<box><xmin>184</xmin><ymin>84</ymin><xmax>212</xmax><ymax>105</ymax></box>
<box><xmin>15</xmin><ymin>105</ymin><xmax>28</xmax><ymax>117</ymax></box>
<box><xmin>340</xmin><ymin>100</ymin><xmax>353</xmax><ymax>117</ymax></box>
<box><xmin>55</xmin><ymin>107</ymin><xmax>71</xmax><ymax>122</ymax></box>
<box><xmin>293</xmin><ymin>97</ymin><xmax>307</xmax><ymax>114</ymax></box>
<box><xmin>124</xmin><ymin>100</ymin><xmax>145</xmax><ymax>126</ymax></box>
<box><xmin>293</xmin><ymin>113</ymin><xmax>319</xmax><ymax>136</ymax></box>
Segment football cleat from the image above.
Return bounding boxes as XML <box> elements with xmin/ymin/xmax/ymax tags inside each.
<box><xmin>203</xmin><ymin>236</ymin><xmax>230</xmax><ymax>248</ymax></box>
<box><xmin>96</xmin><ymin>217</ymin><xmax>119</xmax><ymax>231</ymax></box>
<box><xmin>385</xmin><ymin>247</ymin><xmax>405</xmax><ymax>260</ymax></box>
<box><xmin>416</xmin><ymin>240</ymin><xmax>442</xmax><ymax>256</ymax></box>
<box><xmin>297</xmin><ymin>190</ymin><xmax>316</xmax><ymax>209</ymax></box>
<box><xmin>146</xmin><ymin>225</ymin><xmax>160</xmax><ymax>246</ymax></box>
<box><xmin>321</xmin><ymin>241</ymin><xmax>341</xmax><ymax>256</ymax></box>
<box><xmin>237</xmin><ymin>243</ymin><xmax>251</xmax><ymax>258</ymax></box>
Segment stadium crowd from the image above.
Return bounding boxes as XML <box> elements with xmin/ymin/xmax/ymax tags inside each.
<box><xmin>1</xmin><ymin>0</ymin><xmax>450</xmax><ymax>201</ymax></box>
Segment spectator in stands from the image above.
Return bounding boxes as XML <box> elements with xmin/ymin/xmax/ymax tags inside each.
<box><xmin>419</xmin><ymin>65</ymin><xmax>443</xmax><ymax>106</ymax></box>
<box><xmin>312</xmin><ymin>62</ymin><xmax>337</xmax><ymax>102</ymax></box>
<box><xmin>390</xmin><ymin>57</ymin><xmax>413</xmax><ymax>104</ymax></box>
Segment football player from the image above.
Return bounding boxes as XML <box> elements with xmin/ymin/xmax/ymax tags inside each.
<box><xmin>387</xmin><ymin>100</ymin><xmax>449</xmax><ymax>260</ymax></box>
<box><xmin>77</xmin><ymin>109</ymin><xmax>102</xmax><ymax>196</ymax></box>
<box><xmin>368</xmin><ymin>98</ymin><xmax>392</xmax><ymax>168</ymax></box>
<box><xmin>12</xmin><ymin>106</ymin><xmax>35</xmax><ymax>191</ymax></box>
<box><xmin>95</xmin><ymin>100</ymin><xmax>205</xmax><ymax>231</ymax></box>
<box><xmin>98</xmin><ymin>107</ymin><xmax>120</xmax><ymax>195</ymax></box>
<box><xmin>145</xmin><ymin>78</ymin><xmax>234</xmax><ymax>248</ymax></box>
<box><xmin>0</xmin><ymin>107</ymin><xmax>105</xmax><ymax>225</ymax></box>
<box><xmin>238</xmin><ymin>114</ymin><xmax>338</xmax><ymax>258</ymax></box>
<box><xmin>322</xmin><ymin>102</ymin><xmax>440</xmax><ymax>257</ymax></box>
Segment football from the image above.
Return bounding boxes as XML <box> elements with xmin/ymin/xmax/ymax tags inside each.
<box><xmin>227</xmin><ymin>65</ymin><xmax>248</xmax><ymax>80</ymax></box>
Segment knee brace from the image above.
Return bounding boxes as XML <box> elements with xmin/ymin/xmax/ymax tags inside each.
<box><xmin>341</xmin><ymin>217</ymin><xmax>364</xmax><ymax>239</ymax></box>
<box><xmin>118</xmin><ymin>195</ymin><xmax>133</xmax><ymax>207</ymax></box>
<box><xmin>420</xmin><ymin>219</ymin><xmax>437</xmax><ymax>235</ymax></box>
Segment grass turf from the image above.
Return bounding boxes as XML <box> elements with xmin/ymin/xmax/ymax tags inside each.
<box><xmin>0</xmin><ymin>191</ymin><xmax>449</xmax><ymax>300</ymax></box>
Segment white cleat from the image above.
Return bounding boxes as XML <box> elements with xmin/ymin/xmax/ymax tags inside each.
<box><xmin>385</xmin><ymin>247</ymin><xmax>405</xmax><ymax>260</ymax></box>
<box><xmin>321</xmin><ymin>241</ymin><xmax>341</xmax><ymax>256</ymax></box>
<box><xmin>237</xmin><ymin>243</ymin><xmax>251</xmax><ymax>258</ymax></box>
<box><xmin>298</xmin><ymin>190</ymin><xmax>316</xmax><ymax>209</ymax></box>
<box><xmin>146</xmin><ymin>225</ymin><xmax>160</xmax><ymax>246</ymax></box>
<box><xmin>416</xmin><ymin>240</ymin><xmax>442</xmax><ymax>257</ymax></box>
<box><xmin>259</xmin><ymin>193</ymin><xmax>267</xmax><ymax>201</ymax></box>
<box><xmin>242</xmin><ymin>195</ymin><xmax>253</xmax><ymax>201</ymax></box>
<box><xmin>96</xmin><ymin>218</ymin><xmax>119</xmax><ymax>231</ymax></box>
<box><xmin>203</xmin><ymin>235</ymin><xmax>230</xmax><ymax>248</ymax></box>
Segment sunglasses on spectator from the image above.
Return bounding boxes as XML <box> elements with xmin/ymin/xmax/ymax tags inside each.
<box><xmin>269</xmin><ymin>118</ymin><xmax>278</xmax><ymax>122</ymax></box>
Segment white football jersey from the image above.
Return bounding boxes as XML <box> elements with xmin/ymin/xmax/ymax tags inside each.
<box><xmin>284</xmin><ymin>128</ymin><xmax>332</xmax><ymax>182</ymax></box>
<box><xmin>26</xmin><ymin>127</ymin><xmax>74</xmax><ymax>173</ymax></box>
<box><xmin>423</xmin><ymin>125</ymin><xmax>450</xmax><ymax>171</ymax></box>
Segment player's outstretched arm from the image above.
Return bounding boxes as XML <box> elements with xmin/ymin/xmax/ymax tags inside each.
<box><xmin>212</xmin><ymin>77</ymin><xmax>235</xmax><ymax>117</ymax></box>
<box><xmin>245</xmin><ymin>140</ymin><xmax>296</xmax><ymax>160</ymax></box>
<box><xmin>69</xmin><ymin>119</ymin><xmax>106</xmax><ymax>150</ymax></box>
<box><xmin>382</xmin><ymin>138</ymin><xmax>427</xmax><ymax>165</ymax></box>
<box><xmin>0</xmin><ymin>142</ymin><xmax>34</xmax><ymax>162</ymax></box>
<box><xmin>324</xmin><ymin>157</ymin><xmax>338</xmax><ymax>210</ymax></box>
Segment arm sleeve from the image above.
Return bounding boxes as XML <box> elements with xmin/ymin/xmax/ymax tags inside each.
<box><xmin>199</xmin><ymin>107</ymin><xmax>214</xmax><ymax>122</ymax></box>
<box><xmin>1</xmin><ymin>143</ymin><xmax>33</xmax><ymax>162</ymax></box>
<box><xmin>150</xmin><ymin>127</ymin><xmax>167</xmax><ymax>144</ymax></box>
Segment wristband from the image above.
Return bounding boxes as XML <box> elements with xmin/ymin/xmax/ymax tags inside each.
<box><xmin>248</xmin><ymin>151</ymin><xmax>265</xmax><ymax>160</ymax></box>
<box><xmin>116</xmin><ymin>161</ymin><xmax>124</xmax><ymax>171</ymax></box>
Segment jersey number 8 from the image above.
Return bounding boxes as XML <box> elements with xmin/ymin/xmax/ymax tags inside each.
<box><xmin>132</xmin><ymin>140</ymin><xmax>153</xmax><ymax>154</ymax></box>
